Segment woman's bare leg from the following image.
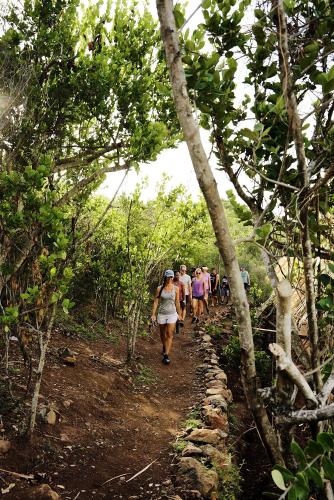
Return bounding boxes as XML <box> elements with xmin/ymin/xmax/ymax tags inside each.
<box><xmin>159</xmin><ymin>324</ymin><xmax>167</xmax><ymax>353</ymax></box>
<box><xmin>165</xmin><ymin>322</ymin><xmax>175</xmax><ymax>355</ymax></box>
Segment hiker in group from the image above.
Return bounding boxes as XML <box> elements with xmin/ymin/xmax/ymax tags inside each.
<box><xmin>221</xmin><ymin>275</ymin><xmax>230</xmax><ymax>305</ymax></box>
<box><xmin>179</xmin><ymin>264</ymin><xmax>192</xmax><ymax>320</ymax></box>
<box><xmin>173</xmin><ymin>271</ymin><xmax>185</xmax><ymax>334</ymax></box>
<box><xmin>210</xmin><ymin>268</ymin><xmax>220</xmax><ymax>307</ymax></box>
<box><xmin>191</xmin><ymin>268</ymin><xmax>206</xmax><ymax>324</ymax></box>
<box><xmin>151</xmin><ymin>270</ymin><xmax>181</xmax><ymax>365</ymax></box>
<box><xmin>240</xmin><ymin>266</ymin><xmax>250</xmax><ymax>293</ymax></box>
<box><xmin>201</xmin><ymin>266</ymin><xmax>211</xmax><ymax>313</ymax></box>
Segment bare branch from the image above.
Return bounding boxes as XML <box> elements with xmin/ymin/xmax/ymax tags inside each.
<box><xmin>55</xmin><ymin>163</ymin><xmax>130</xmax><ymax>206</ymax></box>
<box><xmin>269</xmin><ymin>343</ymin><xmax>318</xmax><ymax>408</ymax></box>
<box><xmin>276</xmin><ymin>404</ymin><xmax>334</xmax><ymax>425</ymax></box>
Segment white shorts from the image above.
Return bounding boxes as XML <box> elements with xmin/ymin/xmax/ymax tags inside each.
<box><xmin>157</xmin><ymin>313</ymin><xmax>178</xmax><ymax>325</ymax></box>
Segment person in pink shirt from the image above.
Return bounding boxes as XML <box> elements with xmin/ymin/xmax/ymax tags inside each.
<box><xmin>191</xmin><ymin>268</ymin><xmax>206</xmax><ymax>324</ymax></box>
<box><xmin>201</xmin><ymin>266</ymin><xmax>211</xmax><ymax>313</ymax></box>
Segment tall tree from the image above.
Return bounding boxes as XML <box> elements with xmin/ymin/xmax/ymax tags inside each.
<box><xmin>156</xmin><ymin>0</ymin><xmax>283</xmax><ymax>464</ymax></box>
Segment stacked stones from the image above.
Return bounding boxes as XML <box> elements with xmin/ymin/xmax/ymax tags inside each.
<box><xmin>173</xmin><ymin>329</ymin><xmax>233</xmax><ymax>500</ymax></box>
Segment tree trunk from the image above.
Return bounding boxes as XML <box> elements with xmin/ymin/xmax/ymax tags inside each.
<box><xmin>275</xmin><ymin>0</ymin><xmax>322</xmax><ymax>392</ymax></box>
<box><xmin>29</xmin><ymin>304</ymin><xmax>57</xmax><ymax>436</ymax></box>
<box><xmin>156</xmin><ymin>0</ymin><xmax>283</xmax><ymax>465</ymax></box>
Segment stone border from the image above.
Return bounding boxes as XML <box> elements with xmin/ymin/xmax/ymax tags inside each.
<box><xmin>170</xmin><ymin>326</ymin><xmax>234</xmax><ymax>500</ymax></box>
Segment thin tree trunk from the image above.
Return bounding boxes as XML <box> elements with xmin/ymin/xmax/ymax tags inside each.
<box><xmin>275</xmin><ymin>0</ymin><xmax>321</xmax><ymax>392</ymax></box>
<box><xmin>156</xmin><ymin>0</ymin><xmax>283</xmax><ymax>465</ymax></box>
<box><xmin>29</xmin><ymin>304</ymin><xmax>56</xmax><ymax>436</ymax></box>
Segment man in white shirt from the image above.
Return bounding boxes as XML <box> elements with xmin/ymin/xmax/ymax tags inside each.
<box><xmin>240</xmin><ymin>267</ymin><xmax>250</xmax><ymax>292</ymax></box>
<box><xmin>179</xmin><ymin>264</ymin><xmax>192</xmax><ymax>321</ymax></box>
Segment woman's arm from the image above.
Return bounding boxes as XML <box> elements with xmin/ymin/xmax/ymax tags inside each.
<box><xmin>151</xmin><ymin>287</ymin><xmax>160</xmax><ymax>320</ymax></box>
<box><xmin>175</xmin><ymin>286</ymin><xmax>181</xmax><ymax>317</ymax></box>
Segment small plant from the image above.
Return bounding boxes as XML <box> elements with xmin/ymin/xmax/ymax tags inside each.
<box><xmin>215</xmin><ymin>462</ymin><xmax>243</xmax><ymax>500</ymax></box>
<box><xmin>134</xmin><ymin>365</ymin><xmax>156</xmax><ymax>385</ymax></box>
<box><xmin>188</xmin><ymin>405</ymin><xmax>201</xmax><ymax>420</ymax></box>
<box><xmin>173</xmin><ymin>439</ymin><xmax>188</xmax><ymax>453</ymax></box>
<box><xmin>271</xmin><ymin>432</ymin><xmax>334</xmax><ymax>499</ymax></box>
<box><xmin>205</xmin><ymin>324</ymin><xmax>222</xmax><ymax>336</ymax></box>
<box><xmin>222</xmin><ymin>335</ymin><xmax>271</xmax><ymax>383</ymax></box>
<box><xmin>183</xmin><ymin>418</ymin><xmax>201</xmax><ymax>430</ymax></box>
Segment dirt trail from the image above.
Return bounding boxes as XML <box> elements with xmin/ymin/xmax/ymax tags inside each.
<box><xmin>2</xmin><ymin>314</ymin><xmax>210</xmax><ymax>499</ymax></box>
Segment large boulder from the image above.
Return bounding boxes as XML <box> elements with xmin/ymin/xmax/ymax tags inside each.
<box><xmin>176</xmin><ymin>457</ymin><xmax>218</xmax><ymax>498</ymax></box>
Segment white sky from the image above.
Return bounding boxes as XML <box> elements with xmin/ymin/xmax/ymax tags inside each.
<box><xmin>96</xmin><ymin>1</ymin><xmax>240</xmax><ymax>201</ymax></box>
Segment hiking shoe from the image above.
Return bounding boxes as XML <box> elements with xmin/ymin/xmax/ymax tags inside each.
<box><xmin>162</xmin><ymin>354</ymin><xmax>170</xmax><ymax>365</ymax></box>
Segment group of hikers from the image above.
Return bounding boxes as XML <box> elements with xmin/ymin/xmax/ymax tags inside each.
<box><xmin>151</xmin><ymin>264</ymin><xmax>250</xmax><ymax>365</ymax></box>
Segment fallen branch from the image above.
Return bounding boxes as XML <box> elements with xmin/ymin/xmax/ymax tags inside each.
<box><xmin>101</xmin><ymin>472</ymin><xmax>131</xmax><ymax>486</ymax></box>
<box><xmin>125</xmin><ymin>459</ymin><xmax>158</xmax><ymax>483</ymax></box>
<box><xmin>0</xmin><ymin>468</ymin><xmax>34</xmax><ymax>480</ymax></box>
<box><xmin>269</xmin><ymin>343</ymin><xmax>318</xmax><ymax>408</ymax></box>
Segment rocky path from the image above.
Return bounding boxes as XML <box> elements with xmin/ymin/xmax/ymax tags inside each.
<box><xmin>1</xmin><ymin>313</ymin><xmax>212</xmax><ymax>499</ymax></box>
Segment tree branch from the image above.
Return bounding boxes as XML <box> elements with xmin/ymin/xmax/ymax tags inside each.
<box><xmin>269</xmin><ymin>343</ymin><xmax>318</xmax><ymax>408</ymax></box>
<box><xmin>276</xmin><ymin>404</ymin><xmax>334</xmax><ymax>425</ymax></box>
<box><xmin>55</xmin><ymin>163</ymin><xmax>130</xmax><ymax>206</ymax></box>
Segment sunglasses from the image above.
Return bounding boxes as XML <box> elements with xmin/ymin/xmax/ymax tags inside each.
<box><xmin>196</xmin><ymin>272</ymin><xmax>201</xmax><ymax>274</ymax></box>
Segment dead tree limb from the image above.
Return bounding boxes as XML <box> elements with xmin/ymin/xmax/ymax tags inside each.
<box><xmin>269</xmin><ymin>343</ymin><xmax>318</xmax><ymax>408</ymax></box>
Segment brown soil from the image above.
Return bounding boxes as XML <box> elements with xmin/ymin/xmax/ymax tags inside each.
<box><xmin>0</xmin><ymin>316</ymin><xmax>207</xmax><ymax>499</ymax></box>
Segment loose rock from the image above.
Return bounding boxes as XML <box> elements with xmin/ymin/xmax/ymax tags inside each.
<box><xmin>202</xmin><ymin>395</ymin><xmax>228</xmax><ymax>410</ymax></box>
<box><xmin>182</xmin><ymin>444</ymin><xmax>203</xmax><ymax>457</ymax></box>
<box><xmin>202</xmin><ymin>407</ymin><xmax>229</xmax><ymax>432</ymax></box>
<box><xmin>205</xmin><ymin>387</ymin><xmax>232</xmax><ymax>402</ymax></box>
<box><xmin>206</xmin><ymin>380</ymin><xmax>226</xmax><ymax>389</ymax></box>
<box><xmin>185</xmin><ymin>428</ymin><xmax>227</xmax><ymax>445</ymax></box>
<box><xmin>24</xmin><ymin>484</ymin><xmax>60</xmax><ymax>499</ymax></box>
<box><xmin>176</xmin><ymin>457</ymin><xmax>218</xmax><ymax>498</ymax></box>
<box><xmin>201</xmin><ymin>444</ymin><xmax>231</xmax><ymax>469</ymax></box>
<box><xmin>46</xmin><ymin>409</ymin><xmax>57</xmax><ymax>425</ymax></box>
<box><xmin>0</xmin><ymin>439</ymin><xmax>11</xmax><ymax>454</ymax></box>
<box><xmin>215</xmin><ymin>372</ymin><xmax>227</xmax><ymax>383</ymax></box>
<box><xmin>202</xmin><ymin>335</ymin><xmax>212</xmax><ymax>343</ymax></box>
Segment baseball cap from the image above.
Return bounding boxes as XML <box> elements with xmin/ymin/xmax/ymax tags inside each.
<box><xmin>164</xmin><ymin>269</ymin><xmax>174</xmax><ymax>278</ymax></box>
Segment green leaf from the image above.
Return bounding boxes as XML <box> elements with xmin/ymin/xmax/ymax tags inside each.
<box><xmin>317</xmin><ymin>432</ymin><xmax>334</xmax><ymax>451</ymax></box>
<box><xmin>271</xmin><ymin>469</ymin><xmax>286</xmax><ymax>491</ymax></box>
<box><xmin>291</xmin><ymin>440</ymin><xmax>306</xmax><ymax>465</ymax></box>
<box><xmin>305</xmin><ymin>439</ymin><xmax>324</xmax><ymax>458</ymax></box>
<box><xmin>306</xmin><ymin>467</ymin><xmax>323</xmax><ymax>488</ymax></box>
<box><xmin>239</xmin><ymin>128</ymin><xmax>258</xmax><ymax>141</ymax></box>
<box><xmin>202</xmin><ymin>0</ymin><xmax>211</xmax><ymax>8</ymax></box>
<box><xmin>50</xmin><ymin>267</ymin><xmax>57</xmax><ymax>278</ymax></box>
<box><xmin>323</xmin><ymin>456</ymin><xmax>334</xmax><ymax>480</ymax></box>
<box><xmin>252</xmin><ymin>23</ymin><xmax>266</xmax><ymax>44</ymax></box>
<box><xmin>283</xmin><ymin>0</ymin><xmax>295</xmax><ymax>8</ymax></box>
<box><xmin>273</xmin><ymin>464</ymin><xmax>295</xmax><ymax>482</ymax></box>
<box><xmin>323</xmin><ymin>78</ymin><xmax>334</xmax><ymax>95</ymax></box>
<box><xmin>50</xmin><ymin>292</ymin><xmax>59</xmax><ymax>304</ymax></box>
<box><xmin>173</xmin><ymin>8</ymin><xmax>185</xmax><ymax>29</ymax></box>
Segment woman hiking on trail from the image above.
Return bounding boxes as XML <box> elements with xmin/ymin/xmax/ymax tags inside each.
<box><xmin>191</xmin><ymin>268</ymin><xmax>206</xmax><ymax>324</ymax></box>
<box><xmin>173</xmin><ymin>271</ymin><xmax>185</xmax><ymax>334</ymax></box>
<box><xmin>201</xmin><ymin>266</ymin><xmax>211</xmax><ymax>313</ymax></box>
<box><xmin>151</xmin><ymin>270</ymin><xmax>181</xmax><ymax>365</ymax></box>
